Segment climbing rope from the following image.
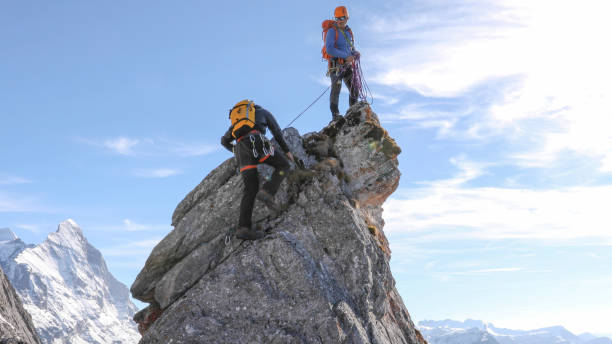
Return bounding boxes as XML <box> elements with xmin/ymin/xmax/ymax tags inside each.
<box><xmin>285</xmin><ymin>55</ymin><xmax>371</xmax><ymax>128</ymax></box>
<box><xmin>351</xmin><ymin>55</ymin><xmax>373</xmax><ymax>105</ymax></box>
<box><xmin>285</xmin><ymin>85</ymin><xmax>330</xmax><ymax>128</ymax></box>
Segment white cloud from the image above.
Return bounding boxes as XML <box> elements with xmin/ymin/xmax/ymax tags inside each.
<box><xmin>366</xmin><ymin>0</ymin><xmax>612</xmax><ymax>170</ymax></box>
<box><xmin>371</xmin><ymin>92</ymin><xmax>400</xmax><ymax>106</ymax></box>
<box><xmin>0</xmin><ymin>193</ymin><xmax>45</xmax><ymax>213</ymax></box>
<box><xmin>172</xmin><ymin>144</ymin><xmax>218</xmax><ymax>157</ymax></box>
<box><xmin>365</xmin><ymin>1</ymin><xmax>528</xmax><ymax>97</ymax></box>
<box><xmin>87</xmin><ymin>220</ymin><xmax>171</xmax><ymax>233</ymax></box>
<box><xmin>132</xmin><ymin>168</ymin><xmax>181</xmax><ymax>178</ymax></box>
<box><xmin>429</xmin><ymin>267</ymin><xmax>538</xmax><ymax>282</ymax></box>
<box><xmin>82</xmin><ymin>136</ymin><xmax>218</xmax><ymax>157</ymax></box>
<box><xmin>453</xmin><ymin>267</ymin><xmax>523</xmax><ymax>275</ymax></box>
<box><xmin>0</xmin><ymin>176</ymin><xmax>31</xmax><ymax>185</ymax></box>
<box><xmin>103</xmin><ymin>137</ymin><xmax>140</xmax><ymax>155</ymax></box>
<box><xmin>122</xmin><ymin>219</ymin><xmax>170</xmax><ymax>232</ymax></box>
<box><xmin>15</xmin><ymin>224</ymin><xmax>44</xmax><ymax>234</ymax></box>
<box><xmin>101</xmin><ymin>238</ymin><xmax>163</xmax><ymax>257</ymax></box>
<box><xmin>384</xmin><ymin>177</ymin><xmax>612</xmax><ymax>243</ymax></box>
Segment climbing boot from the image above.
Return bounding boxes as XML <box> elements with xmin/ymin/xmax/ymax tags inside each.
<box><xmin>332</xmin><ymin>113</ymin><xmax>342</xmax><ymax>121</ymax></box>
<box><xmin>235</xmin><ymin>226</ymin><xmax>265</xmax><ymax>241</ymax></box>
<box><xmin>256</xmin><ymin>190</ymin><xmax>281</xmax><ymax>214</ymax></box>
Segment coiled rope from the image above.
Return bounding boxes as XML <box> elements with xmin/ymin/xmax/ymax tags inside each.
<box><xmin>351</xmin><ymin>55</ymin><xmax>373</xmax><ymax>104</ymax></box>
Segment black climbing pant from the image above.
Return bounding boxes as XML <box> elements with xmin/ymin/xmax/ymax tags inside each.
<box><xmin>234</xmin><ymin>133</ymin><xmax>290</xmax><ymax>228</ymax></box>
<box><xmin>330</xmin><ymin>65</ymin><xmax>358</xmax><ymax>117</ymax></box>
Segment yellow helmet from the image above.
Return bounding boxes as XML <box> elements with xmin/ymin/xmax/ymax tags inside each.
<box><xmin>334</xmin><ymin>6</ymin><xmax>349</xmax><ymax>19</ymax></box>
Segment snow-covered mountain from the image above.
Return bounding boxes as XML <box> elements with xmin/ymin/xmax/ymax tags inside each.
<box><xmin>0</xmin><ymin>220</ymin><xmax>140</xmax><ymax>344</ymax></box>
<box><xmin>419</xmin><ymin>319</ymin><xmax>611</xmax><ymax>344</ymax></box>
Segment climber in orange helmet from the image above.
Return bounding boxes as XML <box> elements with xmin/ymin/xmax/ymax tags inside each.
<box><xmin>325</xmin><ymin>6</ymin><xmax>360</xmax><ymax>121</ymax></box>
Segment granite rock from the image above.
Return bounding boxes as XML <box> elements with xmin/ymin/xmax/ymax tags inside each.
<box><xmin>131</xmin><ymin>103</ymin><xmax>425</xmax><ymax>344</ymax></box>
<box><xmin>0</xmin><ymin>266</ymin><xmax>40</xmax><ymax>344</ymax></box>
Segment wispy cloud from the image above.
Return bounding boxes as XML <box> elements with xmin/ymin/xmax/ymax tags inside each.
<box><xmin>364</xmin><ymin>1</ymin><xmax>527</xmax><ymax>97</ymax></box>
<box><xmin>454</xmin><ymin>267</ymin><xmax>523</xmax><ymax>275</ymax></box>
<box><xmin>121</xmin><ymin>219</ymin><xmax>170</xmax><ymax>232</ymax></box>
<box><xmin>371</xmin><ymin>92</ymin><xmax>400</xmax><ymax>106</ymax></box>
<box><xmin>429</xmin><ymin>267</ymin><xmax>531</xmax><ymax>282</ymax></box>
<box><xmin>172</xmin><ymin>144</ymin><xmax>217</xmax><ymax>157</ymax></box>
<box><xmin>101</xmin><ymin>237</ymin><xmax>163</xmax><ymax>257</ymax></box>
<box><xmin>81</xmin><ymin>136</ymin><xmax>218</xmax><ymax>157</ymax></box>
<box><xmin>364</xmin><ymin>0</ymin><xmax>612</xmax><ymax>170</ymax></box>
<box><xmin>104</xmin><ymin>137</ymin><xmax>140</xmax><ymax>155</ymax></box>
<box><xmin>0</xmin><ymin>176</ymin><xmax>32</xmax><ymax>185</ymax></box>
<box><xmin>15</xmin><ymin>223</ymin><xmax>44</xmax><ymax>234</ymax></box>
<box><xmin>88</xmin><ymin>219</ymin><xmax>171</xmax><ymax>233</ymax></box>
<box><xmin>132</xmin><ymin>168</ymin><xmax>182</xmax><ymax>178</ymax></box>
<box><xmin>0</xmin><ymin>192</ymin><xmax>46</xmax><ymax>213</ymax></box>
<box><xmin>384</xmin><ymin>158</ymin><xmax>612</xmax><ymax>242</ymax></box>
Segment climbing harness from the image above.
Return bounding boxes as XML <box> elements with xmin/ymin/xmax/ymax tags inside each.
<box><xmin>327</xmin><ymin>58</ymin><xmax>350</xmax><ymax>77</ymax></box>
<box><xmin>237</xmin><ymin>131</ymin><xmax>277</xmax><ymax>173</ymax></box>
<box><xmin>250</xmin><ymin>135</ymin><xmax>258</xmax><ymax>158</ymax></box>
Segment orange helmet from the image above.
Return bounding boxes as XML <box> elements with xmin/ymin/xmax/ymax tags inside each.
<box><xmin>334</xmin><ymin>6</ymin><xmax>349</xmax><ymax>19</ymax></box>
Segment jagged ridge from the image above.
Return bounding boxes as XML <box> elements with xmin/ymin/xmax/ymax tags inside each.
<box><xmin>131</xmin><ymin>103</ymin><xmax>425</xmax><ymax>343</ymax></box>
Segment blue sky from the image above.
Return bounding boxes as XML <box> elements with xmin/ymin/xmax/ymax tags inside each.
<box><xmin>2</xmin><ymin>0</ymin><xmax>611</xmax><ymax>336</ymax></box>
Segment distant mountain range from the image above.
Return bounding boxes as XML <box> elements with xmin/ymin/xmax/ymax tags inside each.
<box><xmin>419</xmin><ymin>319</ymin><xmax>612</xmax><ymax>344</ymax></box>
<box><xmin>0</xmin><ymin>220</ymin><xmax>140</xmax><ymax>344</ymax></box>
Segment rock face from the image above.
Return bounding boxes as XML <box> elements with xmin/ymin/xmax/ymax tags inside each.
<box><xmin>131</xmin><ymin>103</ymin><xmax>425</xmax><ymax>344</ymax></box>
<box><xmin>0</xmin><ymin>264</ymin><xmax>41</xmax><ymax>344</ymax></box>
<box><xmin>0</xmin><ymin>221</ymin><xmax>140</xmax><ymax>344</ymax></box>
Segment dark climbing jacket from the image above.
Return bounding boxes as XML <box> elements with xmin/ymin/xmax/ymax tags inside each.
<box><xmin>221</xmin><ymin>105</ymin><xmax>291</xmax><ymax>155</ymax></box>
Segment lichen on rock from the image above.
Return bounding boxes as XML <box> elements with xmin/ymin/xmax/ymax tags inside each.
<box><xmin>131</xmin><ymin>103</ymin><xmax>425</xmax><ymax>344</ymax></box>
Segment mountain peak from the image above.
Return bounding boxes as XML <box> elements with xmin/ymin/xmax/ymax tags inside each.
<box><xmin>46</xmin><ymin>219</ymin><xmax>87</xmax><ymax>252</ymax></box>
<box><xmin>4</xmin><ymin>220</ymin><xmax>140</xmax><ymax>343</ymax></box>
<box><xmin>57</xmin><ymin>218</ymin><xmax>83</xmax><ymax>236</ymax></box>
<box><xmin>0</xmin><ymin>227</ymin><xmax>18</xmax><ymax>242</ymax></box>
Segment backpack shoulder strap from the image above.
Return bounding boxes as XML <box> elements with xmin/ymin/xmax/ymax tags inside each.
<box><xmin>334</xmin><ymin>24</ymin><xmax>339</xmax><ymax>47</ymax></box>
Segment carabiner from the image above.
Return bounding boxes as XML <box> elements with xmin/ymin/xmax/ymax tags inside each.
<box><xmin>250</xmin><ymin>135</ymin><xmax>258</xmax><ymax>158</ymax></box>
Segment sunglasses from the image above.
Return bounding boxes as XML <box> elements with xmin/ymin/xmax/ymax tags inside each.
<box><xmin>335</xmin><ymin>16</ymin><xmax>348</xmax><ymax>21</ymax></box>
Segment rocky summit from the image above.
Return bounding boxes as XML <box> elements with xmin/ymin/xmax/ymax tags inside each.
<box><xmin>131</xmin><ymin>103</ymin><xmax>426</xmax><ymax>344</ymax></box>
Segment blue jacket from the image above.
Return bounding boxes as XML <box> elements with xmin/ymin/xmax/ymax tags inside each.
<box><xmin>325</xmin><ymin>25</ymin><xmax>355</xmax><ymax>59</ymax></box>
